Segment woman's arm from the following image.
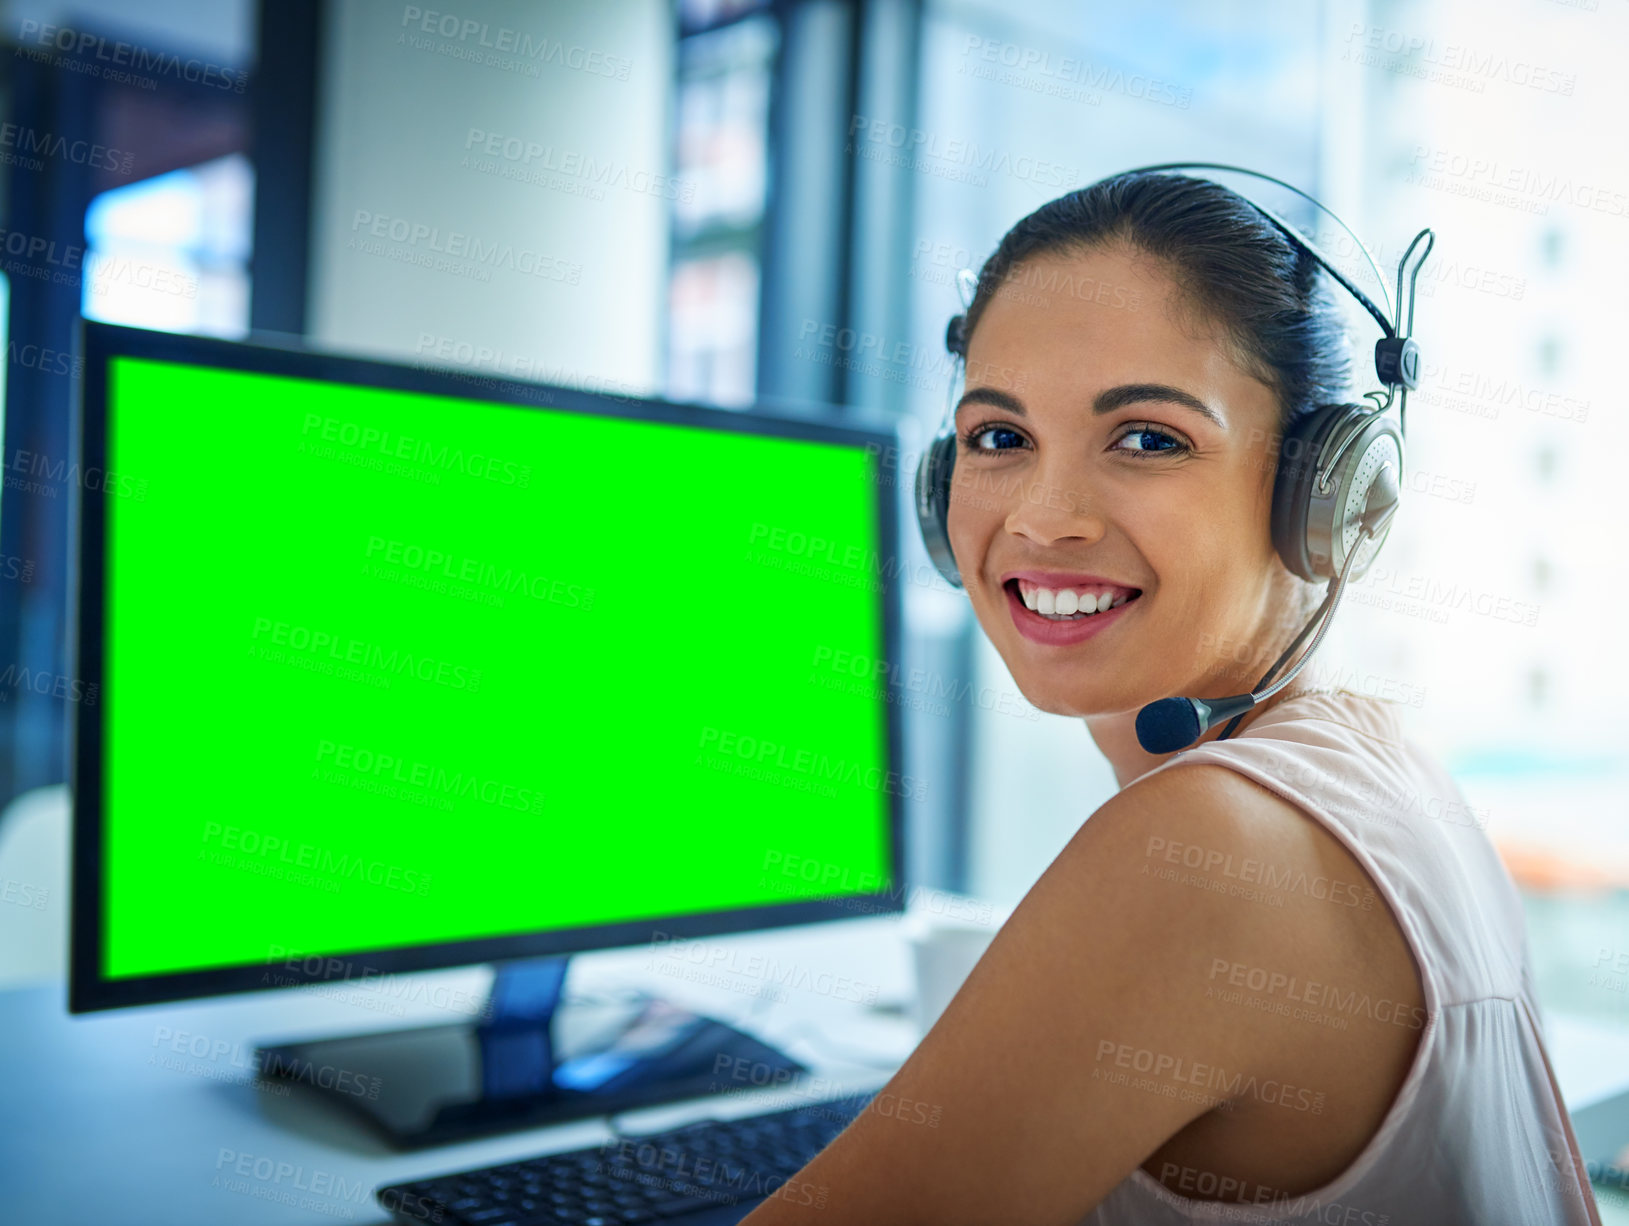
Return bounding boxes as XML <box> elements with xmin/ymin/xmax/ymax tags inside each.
<box><xmin>737</xmin><ymin>763</ymin><xmax>1315</xmax><ymax>1226</ymax></box>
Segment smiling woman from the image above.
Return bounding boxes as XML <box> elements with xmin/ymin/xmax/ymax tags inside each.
<box><xmin>735</xmin><ymin>171</ymin><xmax>1601</xmax><ymax>1226</ymax></box>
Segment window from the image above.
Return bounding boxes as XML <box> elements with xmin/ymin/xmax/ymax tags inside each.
<box><xmin>666</xmin><ymin>7</ymin><xmax>777</xmax><ymax>407</ymax></box>
<box><xmin>82</xmin><ymin>152</ymin><xmax>253</xmax><ymax>338</ymax></box>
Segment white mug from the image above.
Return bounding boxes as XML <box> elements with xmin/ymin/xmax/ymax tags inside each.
<box><xmin>903</xmin><ymin>899</ymin><xmax>1008</xmax><ymax>1037</ymax></box>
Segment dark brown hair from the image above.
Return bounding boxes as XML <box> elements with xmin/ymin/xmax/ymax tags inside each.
<box><xmin>950</xmin><ymin>170</ymin><xmax>1353</xmax><ymax>441</ymax></box>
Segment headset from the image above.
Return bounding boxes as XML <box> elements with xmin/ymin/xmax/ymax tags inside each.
<box><xmin>911</xmin><ymin>161</ymin><xmax>1435</xmax><ymax>754</ymax></box>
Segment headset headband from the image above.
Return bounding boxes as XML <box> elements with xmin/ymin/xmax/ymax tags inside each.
<box><xmin>1105</xmin><ymin>162</ymin><xmax>1433</xmax><ymax>396</ymax></box>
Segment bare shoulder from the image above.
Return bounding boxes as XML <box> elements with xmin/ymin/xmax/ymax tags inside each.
<box><xmin>1105</xmin><ymin>760</ymin><xmax>1421</xmax><ymax>971</ymax></box>
<box><xmin>1097</xmin><ymin>758</ymin><xmax>1426</xmax><ymax>1034</ymax></box>
<box><xmin>1100</xmin><ymin>760</ymin><xmax>1429</xmax><ymax>1199</ymax></box>
<box><xmin>735</xmin><ymin>758</ymin><xmax>1427</xmax><ymax>1226</ymax></box>
<box><xmin>739</xmin><ymin>759</ymin><xmax>1372</xmax><ymax>1225</ymax></box>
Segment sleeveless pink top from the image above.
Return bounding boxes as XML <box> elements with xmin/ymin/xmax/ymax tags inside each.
<box><xmin>1080</xmin><ymin>689</ymin><xmax>1600</xmax><ymax>1225</ymax></box>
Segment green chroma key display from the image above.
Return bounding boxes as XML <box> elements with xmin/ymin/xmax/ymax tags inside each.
<box><xmin>99</xmin><ymin>356</ymin><xmax>896</xmax><ymax>979</ymax></box>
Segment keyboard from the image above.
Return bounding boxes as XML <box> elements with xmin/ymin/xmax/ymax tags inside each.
<box><xmin>376</xmin><ymin>1090</ymin><xmax>875</xmax><ymax>1225</ymax></box>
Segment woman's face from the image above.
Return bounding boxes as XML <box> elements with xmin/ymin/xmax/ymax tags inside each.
<box><xmin>948</xmin><ymin>242</ymin><xmax>1300</xmax><ymax>719</ymax></box>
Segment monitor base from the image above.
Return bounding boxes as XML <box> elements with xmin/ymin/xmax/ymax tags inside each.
<box><xmin>253</xmin><ymin>955</ymin><xmax>806</xmax><ymax>1150</ymax></box>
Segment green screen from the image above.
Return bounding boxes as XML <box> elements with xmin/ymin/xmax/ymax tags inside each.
<box><xmin>100</xmin><ymin>355</ymin><xmax>895</xmax><ymax>980</ymax></box>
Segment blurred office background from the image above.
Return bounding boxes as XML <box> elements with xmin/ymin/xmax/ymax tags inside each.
<box><xmin>0</xmin><ymin>0</ymin><xmax>1624</xmax><ymax>1048</ymax></box>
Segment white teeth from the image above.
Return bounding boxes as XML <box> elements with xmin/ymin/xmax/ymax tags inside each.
<box><xmin>1014</xmin><ymin>580</ymin><xmax>1138</xmax><ymax>620</ymax></box>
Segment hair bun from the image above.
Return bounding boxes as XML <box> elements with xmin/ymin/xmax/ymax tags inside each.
<box><xmin>945</xmin><ymin>313</ymin><xmax>968</xmax><ymax>357</ymax></box>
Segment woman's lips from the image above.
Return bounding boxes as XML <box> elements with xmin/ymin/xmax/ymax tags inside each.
<box><xmin>1003</xmin><ymin>579</ymin><xmax>1142</xmax><ymax>646</ymax></box>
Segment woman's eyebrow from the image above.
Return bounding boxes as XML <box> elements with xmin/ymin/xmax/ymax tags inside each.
<box><xmin>1094</xmin><ymin>382</ymin><xmax>1226</xmax><ymax>429</ymax></box>
<box><xmin>956</xmin><ymin>383</ymin><xmax>1225</xmax><ymax>430</ymax></box>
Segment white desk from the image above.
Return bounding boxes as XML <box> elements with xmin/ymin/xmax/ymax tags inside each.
<box><xmin>0</xmin><ymin>917</ymin><xmax>918</xmax><ymax>1225</ymax></box>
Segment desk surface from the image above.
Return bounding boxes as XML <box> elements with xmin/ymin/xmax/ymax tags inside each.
<box><xmin>12</xmin><ymin>911</ymin><xmax>1629</xmax><ymax>1225</ymax></box>
<box><xmin>0</xmin><ymin>917</ymin><xmax>915</xmax><ymax>1225</ymax></box>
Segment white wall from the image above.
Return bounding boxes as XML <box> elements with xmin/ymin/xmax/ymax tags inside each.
<box><xmin>308</xmin><ymin>1</ymin><xmax>672</xmax><ymax>394</ymax></box>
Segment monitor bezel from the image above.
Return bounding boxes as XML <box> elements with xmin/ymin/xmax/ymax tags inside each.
<box><xmin>69</xmin><ymin>319</ymin><xmax>911</xmax><ymax>1014</ymax></box>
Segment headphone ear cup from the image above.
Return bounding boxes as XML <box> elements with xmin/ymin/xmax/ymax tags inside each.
<box><xmin>1272</xmin><ymin>403</ymin><xmax>1404</xmax><ymax>583</ymax></box>
<box><xmin>1271</xmin><ymin>403</ymin><xmax>1362</xmax><ymax>583</ymax></box>
<box><xmin>914</xmin><ymin>430</ymin><xmax>963</xmax><ymax>588</ymax></box>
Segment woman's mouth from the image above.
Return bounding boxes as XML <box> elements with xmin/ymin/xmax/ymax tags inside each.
<box><xmin>1003</xmin><ymin>578</ymin><xmax>1143</xmax><ymax>645</ymax></box>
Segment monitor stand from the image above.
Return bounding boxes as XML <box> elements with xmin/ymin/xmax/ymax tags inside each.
<box><xmin>253</xmin><ymin>955</ymin><xmax>807</xmax><ymax>1149</ymax></box>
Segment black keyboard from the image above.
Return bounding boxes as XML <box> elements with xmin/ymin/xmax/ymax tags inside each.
<box><xmin>377</xmin><ymin>1091</ymin><xmax>875</xmax><ymax>1225</ymax></box>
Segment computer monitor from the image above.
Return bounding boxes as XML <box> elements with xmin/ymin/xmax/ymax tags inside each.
<box><xmin>69</xmin><ymin>320</ymin><xmax>908</xmax><ymax>1146</ymax></box>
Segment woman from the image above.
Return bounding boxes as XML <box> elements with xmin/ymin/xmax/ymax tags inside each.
<box><xmin>738</xmin><ymin>171</ymin><xmax>1599</xmax><ymax>1225</ymax></box>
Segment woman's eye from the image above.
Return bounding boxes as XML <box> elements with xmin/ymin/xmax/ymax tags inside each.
<box><xmin>958</xmin><ymin>423</ymin><xmax>1026</xmax><ymax>453</ymax></box>
<box><xmin>1112</xmin><ymin>427</ymin><xmax>1188</xmax><ymax>457</ymax></box>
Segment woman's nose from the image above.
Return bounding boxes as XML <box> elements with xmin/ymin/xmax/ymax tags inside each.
<box><xmin>999</xmin><ymin>467</ymin><xmax>1106</xmax><ymax>546</ymax></box>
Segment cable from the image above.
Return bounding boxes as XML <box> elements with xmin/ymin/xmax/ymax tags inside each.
<box><xmin>1214</xmin><ymin>517</ymin><xmax>1381</xmax><ymax>742</ymax></box>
